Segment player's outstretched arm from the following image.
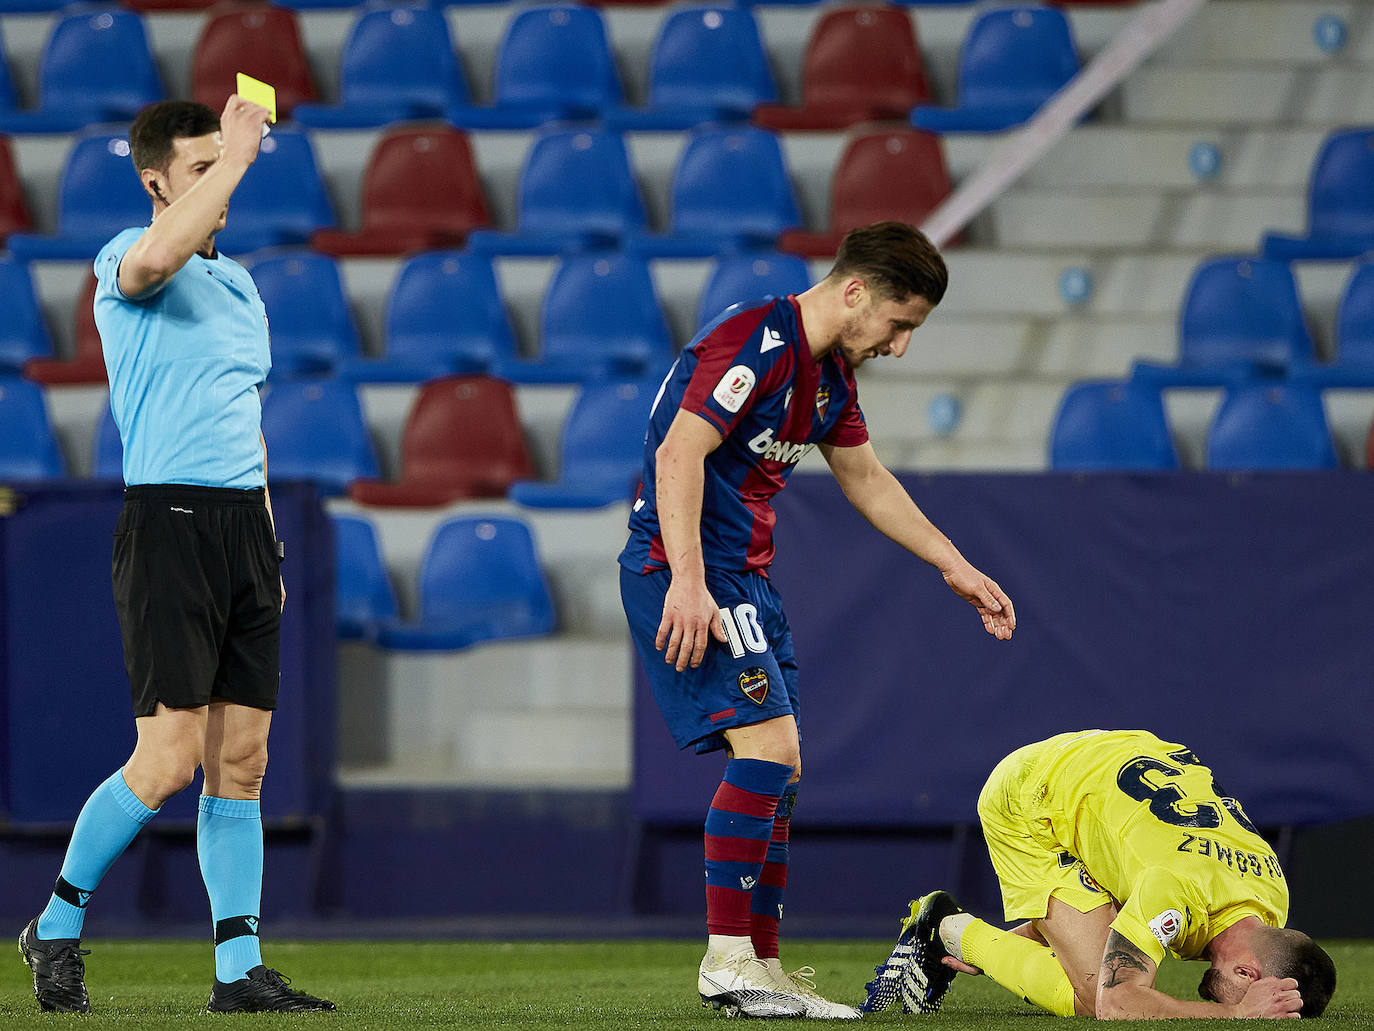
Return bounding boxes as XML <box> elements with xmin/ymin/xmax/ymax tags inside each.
<box><xmin>655</xmin><ymin>410</ymin><xmax>730</xmax><ymax>671</ymax></box>
<box><xmin>820</xmin><ymin>441</ymin><xmax>1015</xmax><ymax>640</ymax></box>
<box><xmin>1095</xmin><ymin>931</ymin><xmax>1301</xmax><ymax>1020</ymax></box>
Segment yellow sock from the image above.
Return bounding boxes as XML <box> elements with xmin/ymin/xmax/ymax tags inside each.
<box><xmin>960</xmin><ymin>918</ymin><xmax>1078</xmax><ymax>1016</ymax></box>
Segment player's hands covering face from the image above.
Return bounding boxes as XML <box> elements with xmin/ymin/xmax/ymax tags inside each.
<box><xmin>1234</xmin><ymin>977</ymin><xmax>1303</xmax><ymax>1019</ymax></box>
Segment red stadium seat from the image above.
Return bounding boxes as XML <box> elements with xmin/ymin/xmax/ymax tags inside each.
<box><xmin>311</xmin><ymin>126</ymin><xmax>492</xmax><ymax>257</ymax></box>
<box><xmin>753</xmin><ymin>7</ymin><xmax>931</xmax><ymax>132</ymax></box>
<box><xmin>0</xmin><ymin>136</ymin><xmax>33</xmax><ymax>243</ymax></box>
<box><xmin>778</xmin><ymin>128</ymin><xmax>951</xmax><ymax>258</ymax></box>
<box><xmin>348</xmin><ymin>375</ymin><xmax>535</xmax><ymax>508</ymax></box>
<box><xmin>24</xmin><ymin>274</ymin><xmax>107</xmax><ymax>385</ymax></box>
<box><xmin>192</xmin><ymin>5</ymin><xmax>317</xmax><ymax>118</ymax></box>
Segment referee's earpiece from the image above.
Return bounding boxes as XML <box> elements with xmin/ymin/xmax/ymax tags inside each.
<box><xmin>150</xmin><ymin>181</ymin><xmax>168</xmax><ymax>205</ymax></box>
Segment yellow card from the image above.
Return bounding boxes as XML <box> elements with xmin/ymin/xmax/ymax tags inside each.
<box><xmin>235</xmin><ymin>72</ymin><xmax>277</xmax><ymax>123</ymax></box>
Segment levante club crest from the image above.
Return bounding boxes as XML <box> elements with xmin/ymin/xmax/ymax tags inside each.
<box><xmin>738</xmin><ymin>667</ymin><xmax>770</xmax><ymax>705</ymax></box>
<box><xmin>815</xmin><ymin>385</ymin><xmax>831</xmax><ymax>421</ymax></box>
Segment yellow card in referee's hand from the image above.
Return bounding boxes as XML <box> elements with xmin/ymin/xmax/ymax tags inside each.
<box><xmin>235</xmin><ymin>72</ymin><xmax>277</xmax><ymax>124</ymax></box>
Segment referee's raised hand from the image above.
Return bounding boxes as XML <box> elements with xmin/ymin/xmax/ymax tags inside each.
<box><xmin>219</xmin><ymin>94</ymin><xmax>272</xmax><ymax>168</ymax></box>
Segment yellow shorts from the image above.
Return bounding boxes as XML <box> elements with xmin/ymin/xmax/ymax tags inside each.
<box><xmin>977</xmin><ymin>739</ymin><xmax>1114</xmax><ymax>923</ymax></box>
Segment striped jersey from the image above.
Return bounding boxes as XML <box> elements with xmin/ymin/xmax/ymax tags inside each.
<box><xmin>619</xmin><ymin>295</ymin><xmax>868</xmax><ymax>575</ymax></box>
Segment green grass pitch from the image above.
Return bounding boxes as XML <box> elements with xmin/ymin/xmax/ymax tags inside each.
<box><xmin>3</xmin><ymin>938</ymin><xmax>1372</xmax><ymax>1028</ymax></box>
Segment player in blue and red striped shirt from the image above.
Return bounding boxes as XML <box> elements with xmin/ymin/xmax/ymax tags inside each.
<box><xmin>619</xmin><ymin>222</ymin><xmax>1017</xmax><ymax>1019</ymax></box>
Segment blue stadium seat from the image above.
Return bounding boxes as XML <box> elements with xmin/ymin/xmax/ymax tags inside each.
<box><xmin>1206</xmin><ymin>384</ymin><xmax>1339</xmax><ymax>470</ymax></box>
<box><xmin>260</xmin><ymin>378</ymin><xmax>379</xmax><ymax>495</ymax></box>
<box><xmin>0</xmin><ymin>25</ymin><xmax>16</xmax><ymax>112</ymax></box>
<box><xmin>293</xmin><ymin>5</ymin><xmax>468</xmax><ymax>128</ymax></box>
<box><xmin>606</xmin><ymin>6</ymin><xmax>776</xmax><ymax>130</ymax></box>
<box><xmin>344</xmin><ymin>251</ymin><xmax>515</xmax><ymax>382</ymax></box>
<box><xmin>1134</xmin><ymin>255</ymin><xmax>1314</xmax><ymax>386</ymax></box>
<box><xmin>331</xmin><ymin>515</ymin><xmax>398</xmax><ymax>641</ymax></box>
<box><xmin>0</xmin><ymin>0</ymin><xmax>66</xmax><ymax>12</ymax></box>
<box><xmin>455</xmin><ymin>4</ymin><xmax>620</xmax><ymax>128</ymax></box>
<box><xmin>1263</xmin><ymin>128</ymin><xmax>1374</xmax><ymax>261</ymax></box>
<box><xmin>0</xmin><ymin>259</ymin><xmax>53</xmax><ymax>371</ymax></box>
<box><xmin>696</xmin><ymin>253</ymin><xmax>813</xmax><ymax>329</ymax></box>
<box><xmin>376</xmin><ymin>515</ymin><xmax>556</xmax><ymax>651</ymax></box>
<box><xmin>1335</xmin><ymin>260</ymin><xmax>1374</xmax><ymax>363</ymax></box>
<box><xmin>510</xmin><ymin>378</ymin><xmax>658</xmax><ymax>508</ymax></box>
<box><xmin>1332</xmin><ymin>260</ymin><xmax>1374</xmax><ymax>374</ymax></box>
<box><xmin>467</xmin><ymin>128</ymin><xmax>645</xmax><ymax>255</ymax></box>
<box><xmin>7</xmin><ymin>130</ymin><xmax>149</xmax><ymax>261</ymax></box>
<box><xmin>909</xmin><ymin>5</ymin><xmax>1078</xmax><ymax>133</ymax></box>
<box><xmin>498</xmin><ymin>254</ymin><xmax>673</xmax><ymax>383</ymax></box>
<box><xmin>93</xmin><ymin>403</ymin><xmax>123</xmax><ymax>480</ymax></box>
<box><xmin>1291</xmin><ymin>259</ymin><xmax>1374</xmax><ymax>387</ymax></box>
<box><xmin>213</xmin><ymin>129</ymin><xmax>334</xmax><ymax>255</ymax></box>
<box><xmin>1048</xmin><ymin>380</ymin><xmax>1179</xmax><ymax>471</ymax></box>
<box><xmin>0</xmin><ymin>375</ymin><xmax>64</xmax><ymax>479</ymax></box>
<box><xmin>246</xmin><ymin>251</ymin><xmax>361</xmax><ymax>376</ymax></box>
<box><xmin>0</xmin><ymin>9</ymin><xmax>162</xmax><ymax>134</ymax></box>
<box><xmin>630</xmin><ymin>126</ymin><xmax>801</xmax><ymax>258</ymax></box>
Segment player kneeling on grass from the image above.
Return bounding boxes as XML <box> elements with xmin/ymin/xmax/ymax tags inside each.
<box><xmin>864</xmin><ymin>730</ymin><xmax>1335</xmax><ymax>1020</ymax></box>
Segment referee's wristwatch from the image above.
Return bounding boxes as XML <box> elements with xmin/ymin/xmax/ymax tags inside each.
<box><xmin>274</xmin><ymin>540</ymin><xmax>285</xmax><ymax>564</ymax></box>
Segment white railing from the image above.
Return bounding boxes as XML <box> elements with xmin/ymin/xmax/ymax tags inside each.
<box><xmin>922</xmin><ymin>0</ymin><xmax>1208</xmax><ymax>247</ymax></box>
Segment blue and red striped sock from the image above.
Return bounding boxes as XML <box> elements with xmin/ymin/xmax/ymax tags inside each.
<box><xmin>704</xmin><ymin>759</ymin><xmax>794</xmax><ymax>937</ymax></box>
<box><xmin>750</xmin><ymin>784</ymin><xmax>796</xmax><ymax>959</ymax></box>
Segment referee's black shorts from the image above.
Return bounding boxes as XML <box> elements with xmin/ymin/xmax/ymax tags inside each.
<box><xmin>113</xmin><ymin>484</ymin><xmax>281</xmax><ymax>716</ymax></box>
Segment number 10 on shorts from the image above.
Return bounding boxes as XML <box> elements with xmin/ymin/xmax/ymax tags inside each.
<box><xmin>718</xmin><ymin>604</ymin><xmax>768</xmax><ymax>658</ymax></box>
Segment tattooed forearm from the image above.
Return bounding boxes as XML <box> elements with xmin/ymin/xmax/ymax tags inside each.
<box><xmin>1102</xmin><ymin>950</ymin><xmax>1149</xmax><ymax>987</ymax></box>
<box><xmin>1101</xmin><ymin>933</ymin><xmax>1151</xmax><ymax>989</ymax></box>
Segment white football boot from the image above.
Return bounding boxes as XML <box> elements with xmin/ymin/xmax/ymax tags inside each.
<box><xmin>699</xmin><ymin>947</ymin><xmax>807</xmax><ymax>1018</ymax></box>
<box><xmin>763</xmin><ymin>960</ymin><xmax>862</xmax><ymax>1020</ymax></box>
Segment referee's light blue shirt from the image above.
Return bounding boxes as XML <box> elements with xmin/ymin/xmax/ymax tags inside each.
<box><xmin>95</xmin><ymin>227</ymin><xmax>272</xmax><ymax>488</ymax></box>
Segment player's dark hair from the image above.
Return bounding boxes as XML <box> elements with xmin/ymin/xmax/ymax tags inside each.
<box><xmin>827</xmin><ymin>221</ymin><xmax>948</xmax><ymax>306</ymax></box>
<box><xmin>1262</xmin><ymin>928</ymin><xmax>1336</xmax><ymax>1018</ymax></box>
<box><xmin>129</xmin><ymin>101</ymin><xmax>221</xmax><ymax>175</ymax></box>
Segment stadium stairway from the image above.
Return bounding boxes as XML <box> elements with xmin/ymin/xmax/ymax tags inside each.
<box><xmin>7</xmin><ymin>0</ymin><xmax>1374</xmax><ymax>786</ymax></box>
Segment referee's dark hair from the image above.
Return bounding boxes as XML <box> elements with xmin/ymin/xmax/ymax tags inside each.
<box><xmin>129</xmin><ymin>100</ymin><xmax>221</xmax><ymax>175</ymax></box>
<box><xmin>828</xmin><ymin>221</ymin><xmax>948</xmax><ymax>306</ymax></box>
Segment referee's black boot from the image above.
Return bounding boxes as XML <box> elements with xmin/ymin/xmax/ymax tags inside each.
<box><xmin>207</xmin><ymin>965</ymin><xmax>337</xmax><ymax>1013</ymax></box>
<box><xmin>18</xmin><ymin>917</ymin><xmax>92</xmax><ymax>1013</ymax></box>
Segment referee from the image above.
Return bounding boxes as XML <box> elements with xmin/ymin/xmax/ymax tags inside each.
<box><xmin>18</xmin><ymin>98</ymin><xmax>334</xmax><ymax>1014</ymax></box>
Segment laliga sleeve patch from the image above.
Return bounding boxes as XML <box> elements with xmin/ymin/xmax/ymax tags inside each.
<box><xmin>713</xmin><ymin>365</ymin><xmax>756</xmax><ymax>414</ymax></box>
<box><xmin>1147</xmin><ymin>908</ymin><xmax>1184</xmax><ymax>948</ymax></box>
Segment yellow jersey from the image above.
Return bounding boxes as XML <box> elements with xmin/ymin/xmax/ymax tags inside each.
<box><xmin>1026</xmin><ymin>729</ymin><xmax>1287</xmax><ymax>965</ymax></box>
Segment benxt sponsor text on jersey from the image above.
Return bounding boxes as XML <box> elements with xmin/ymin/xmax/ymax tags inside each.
<box><xmin>747</xmin><ymin>427</ymin><xmax>814</xmax><ymax>465</ymax></box>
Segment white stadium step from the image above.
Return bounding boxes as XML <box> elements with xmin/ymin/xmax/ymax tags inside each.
<box><xmin>337</xmin><ymin>636</ymin><xmax>629</xmax><ymax>785</ymax></box>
